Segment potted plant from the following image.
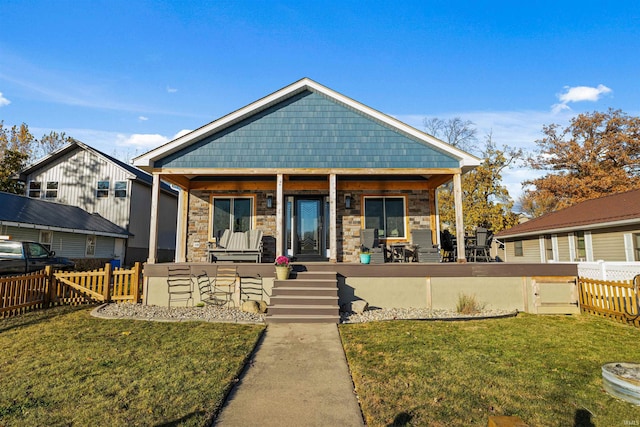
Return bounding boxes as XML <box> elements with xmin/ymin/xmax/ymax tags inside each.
<box><xmin>275</xmin><ymin>255</ymin><xmax>291</xmax><ymax>279</ymax></box>
<box><xmin>359</xmin><ymin>248</ymin><xmax>371</xmax><ymax>264</ymax></box>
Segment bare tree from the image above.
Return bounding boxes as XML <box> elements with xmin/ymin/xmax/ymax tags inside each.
<box><xmin>423</xmin><ymin>117</ymin><xmax>478</xmax><ymax>152</ymax></box>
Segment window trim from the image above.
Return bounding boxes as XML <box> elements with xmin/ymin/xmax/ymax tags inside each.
<box><xmin>39</xmin><ymin>230</ymin><xmax>53</xmax><ymax>251</ymax></box>
<box><xmin>28</xmin><ymin>181</ymin><xmax>42</xmax><ymax>198</ymax></box>
<box><xmin>208</xmin><ymin>195</ymin><xmax>256</xmax><ymax>242</ymax></box>
<box><xmin>114</xmin><ymin>181</ymin><xmax>127</xmax><ymax>198</ymax></box>
<box><xmin>514</xmin><ymin>240</ymin><xmax>523</xmax><ymax>257</ymax></box>
<box><xmin>45</xmin><ymin>181</ymin><xmax>58</xmax><ymax>199</ymax></box>
<box><xmin>361</xmin><ymin>195</ymin><xmax>408</xmax><ymax>240</ymax></box>
<box><xmin>85</xmin><ymin>235</ymin><xmax>96</xmax><ymax>256</ymax></box>
<box><xmin>97</xmin><ymin>181</ymin><xmax>110</xmax><ymax>198</ymax></box>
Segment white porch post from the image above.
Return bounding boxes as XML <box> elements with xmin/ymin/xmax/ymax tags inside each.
<box><xmin>174</xmin><ymin>188</ymin><xmax>188</xmax><ymax>262</ymax></box>
<box><xmin>453</xmin><ymin>172</ymin><xmax>466</xmax><ymax>262</ymax></box>
<box><xmin>276</xmin><ymin>174</ymin><xmax>284</xmax><ymax>258</ymax></box>
<box><xmin>329</xmin><ymin>174</ymin><xmax>337</xmax><ymax>263</ymax></box>
<box><xmin>147</xmin><ymin>173</ymin><xmax>160</xmax><ymax>264</ymax></box>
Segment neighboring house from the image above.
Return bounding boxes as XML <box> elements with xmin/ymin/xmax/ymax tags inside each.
<box><xmin>496</xmin><ymin>189</ymin><xmax>640</xmax><ymax>263</ymax></box>
<box><xmin>0</xmin><ymin>191</ymin><xmax>129</xmax><ymax>262</ymax></box>
<box><xmin>133</xmin><ymin>78</ymin><xmax>481</xmax><ymax>263</ymax></box>
<box><xmin>18</xmin><ymin>141</ymin><xmax>178</xmax><ymax>265</ymax></box>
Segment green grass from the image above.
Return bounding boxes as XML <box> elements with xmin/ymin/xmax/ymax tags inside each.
<box><xmin>340</xmin><ymin>314</ymin><xmax>640</xmax><ymax>427</ymax></box>
<box><xmin>0</xmin><ymin>305</ymin><xmax>264</xmax><ymax>426</ymax></box>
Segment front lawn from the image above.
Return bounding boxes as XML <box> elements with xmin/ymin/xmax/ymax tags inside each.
<box><xmin>340</xmin><ymin>314</ymin><xmax>640</xmax><ymax>426</ymax></box>
<box><xmin>0</xmin><ymin>306</ymin><xmax>264</xmax><ymax>426</ymax></box>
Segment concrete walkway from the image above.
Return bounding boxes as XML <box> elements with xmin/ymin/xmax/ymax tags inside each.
<box><xmin>214</xmin><ymin>323</ymin><xmax>365</xmax><ymax>427</ymax></box>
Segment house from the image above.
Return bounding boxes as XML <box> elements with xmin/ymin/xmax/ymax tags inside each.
<box><xmin>0</xmin><ymin>191</ymin><xmax>129</xmax><ymax>264</ymax></box>
<box><xmin>18</xmin><ymin>141</ymin><xmax>178</xmax><ymax>265</ymax></box>
<box><xmin>496</xmin><ymin>188</ymin><xmax>640</xmax><ymax>263</ymax></box>
<box><xmin>132</xmin><ymin>78</ymin><xmax>481</xmax><ymax>264</ymax></box>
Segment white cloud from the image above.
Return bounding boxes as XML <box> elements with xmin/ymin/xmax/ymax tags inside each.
<box><xmin>167</xmin><ymin>86</ymin><xmax>178</xmax><ymax>93</ymax></box>
<box><xmin>138</xmin><ymin>116</ymin><xmax>149</xmax><ymax>121</ymax></box>
<box><xmin>173</xmin><ymin>129</ymin><xmax>192</xmax><ymax>139</ymax></box>
<box><xmin>118</xmin><ymin>133</ymin><xmax>170</xmax><ymax>149</ymax></box>
<box><xmin>0</xmin><ymin>91</ymin><xmax>10</xmax><ymax>107</ymax></box>
<box><xmin>552</xmin><ymin>84</ymin><xmax>612</xmax><ymax>113</ymax></box>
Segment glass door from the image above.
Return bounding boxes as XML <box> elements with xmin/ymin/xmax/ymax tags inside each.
<box><xmin>294</xmin><ymin>197</ymin><xmax>325</xmax><ymax>260</ymax></box>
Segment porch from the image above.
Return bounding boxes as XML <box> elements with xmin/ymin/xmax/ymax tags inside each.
<box><xmin>143</xmin><ymin>261</ymin><xmax>580</xmax><ymax>322</ymax></box>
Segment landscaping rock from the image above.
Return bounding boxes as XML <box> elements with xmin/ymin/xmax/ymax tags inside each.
<box><xmin>258</xmin><ymin>300</ymin><xmax>268</xmax><ymax>314</ymax></box>
<box><xmin>352</xmin><ymin>300</ymin><xmax>369</xmax><ymax>314</ymax></box>
<box><xmin>241</xmin><ymin>300</ymin><xmax>260</xmax><ymax>314</ymax></box>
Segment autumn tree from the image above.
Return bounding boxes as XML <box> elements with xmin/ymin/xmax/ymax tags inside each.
<box><xmin>438</xmin><ymin>134</ymin><xmax>521</xmax><ymax>234</ymax></box>
<box><xmin>0</xmin><ymin>121</ymin><xmax>73</xmax><ymax>193</ymax></box>
<box><xmin>520</xmin><ymin>109</ymin><xmax>640</xmax><ymax>216</ymax></box>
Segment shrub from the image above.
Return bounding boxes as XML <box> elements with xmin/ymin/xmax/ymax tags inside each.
<box><xmin>456</xmin><ymin>293</ymin><xmax>485</xmax><ymax>315</ymax></box>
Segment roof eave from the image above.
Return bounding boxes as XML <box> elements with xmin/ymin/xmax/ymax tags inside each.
<box><xmin>498</xmin><ymin>217</ymin><xmax>640</xmax><ymax>239</ymax></box>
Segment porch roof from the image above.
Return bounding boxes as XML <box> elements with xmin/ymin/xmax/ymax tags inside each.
<box><xmin>133</xmin><ymin>78</ymin><xmax>480</xmax><ymax>177</ymax></box>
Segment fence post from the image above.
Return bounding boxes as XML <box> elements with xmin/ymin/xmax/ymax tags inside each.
<box><xmin>132</xmin><ymin>262</ymin><xmax>141</xmax><ymax>304</ymax></box>
<box><xmin>45</xmin><ymin>266</ymin><xmax>56</xmax><ymax>307</ymax></box>
<box><xmin>103</xmin><ymin>263</ymin><xmax>112</xmax><ymax>302</ymax></box>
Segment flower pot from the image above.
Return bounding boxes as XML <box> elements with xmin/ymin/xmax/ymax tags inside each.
<box><xmin>275</xmin><ymin>266</ymin><xmax>290</xmax><ymax>280</ymax></box>
<box><xmin>360</xmin><ymin>253</ymin><xmax>371</xmax><ymax>264</ymax></box>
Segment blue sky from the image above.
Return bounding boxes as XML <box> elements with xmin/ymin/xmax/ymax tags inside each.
<box><xmin>1</xmin><ymin>1</ymin><xmax>639</xmax><ymax>200</ymax></box>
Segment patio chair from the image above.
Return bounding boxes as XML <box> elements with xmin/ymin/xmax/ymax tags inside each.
<box><xmin>167</xmin><ymin>265</ymin><xmax>193</xmax><ymax>307</ymax></box>
<box><xmin>360</xmin><ymin>228</ymin><xmax>387</xmax><ymax>263</ymax></box>
<box><xmin>212</xmin><ymin>265</ymin><xmax>239</xmax><ymax>307</ymax></box>
<box><xmin>440</xmin><ymin>229</ymin><xmax>456</xmax><ymax>262</ymax></box>
<box><xmin>410</xmin><ymin>229</ymin><xmax>440</xmax><ymax>262</ymax></box>
<box><xmin>469</xmin><ymin>227</ymin><xmax>493</xmax><ymax>262</ymax></box>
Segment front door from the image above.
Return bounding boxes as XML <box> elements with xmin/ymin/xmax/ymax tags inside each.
<box><xmin>293</xmin><ymin>197</ymin><xmax>326</xmax><ymax>260</ymax></box>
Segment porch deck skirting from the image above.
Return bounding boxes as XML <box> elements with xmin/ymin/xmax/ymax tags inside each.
<box><xmin>143</xmin><ymin>263</ymin><xmax>580</xmax><ymax>315</ymax></box>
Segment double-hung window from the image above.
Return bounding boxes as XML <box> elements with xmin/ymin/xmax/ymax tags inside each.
<box><xmin>114</xmin><ymin>181</ymin><xmax>127</xmax><ymax>198</ymax></box>
<box><xmin>28</xmin><ymin>181</ymin><xmax>42</xmax><ymax>198</ymax></box>
<box><xmin>45</xmin><ymin>182</ymin><xmax>58</xmax><ymax>199</ymax></box>
<box><xmin>97</xmin><ymin>181</ymin><xmax>109</xmax><ymax>198</ymax></box>
<box><xmin>363</xmin><ymin>196</ymin><xmax>406</xmax><ymax>239</ymax></box>
<box><xmin>39</xmin><ymin>230</ymin><xmax>53</xmax><ymax>251</ymax></box>
<box><xmin>211</xmin><ymin>197</ymin><xmax>253</xmax><ymax>239</ymax></box>
<box><xmin>575</xmin><ymin>231</ymin><xmax>586</xmax><ymax>261</ymax></box>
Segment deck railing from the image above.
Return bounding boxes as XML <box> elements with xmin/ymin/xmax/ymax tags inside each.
<box><xmin>578</xmin><ymin>275</ymin><xmax>640</xmax><ymax>327</ymax></box>
<box><xmin>0</xmin><ymin>263</ymin><xmax>143</xmax><ymax>319</ymax></box>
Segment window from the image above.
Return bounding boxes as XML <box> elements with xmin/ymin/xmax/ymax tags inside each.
<box><xmin>28</xmin><ymin>181</ymin><xmax>42</xmax><ymax>198</ymax></box>
<box><xmin>114</xmin><ymin>181</ymin><xmax>127</xmax><ymax>198</ymax></box>
<box><xmin>211</xmin><ymin>197</ymin><xmax>253</xmax><ymax>239</ymax></box>
<box><xmin>514</xmin><ymin>240</ymin><xmax>523</xmax><ymax>257</ymax></box>
<box><xmin>86</xmin><ymin>235</ymin><xmax>96</xmax><ymax>256</ymax></box>
<box><xmin>363</xmin><ymin>197</ymin><xmax>405</xmax><ymax>238</ymax></box>
<box><xmin>544</xmin><ymin>235</ymin><xmax>553</xmax><ymax>261</ymax></box>
<box><xmin>39</xmin><ymin>230</ymin><xmax>53</xmax><ymax>251</ymax></box>
<box><xmin>575</xmin><ymin>231</ymin><xmax>586</xmax><ymax>260</ymax></box>
<box><xmin>97</xmin><ymin>181</ymin><xmax>109</xmax><ymax>198</ymax></box>
<box><xmin>26</xmin><ymin>242</ymin><xmax>50</xmax><ymax>258</ymax></box>
<box><xmin>45</xmin><ymin>181</ymin><xmax>58</xmax><ymax>199</ymax></box>
<box><xmin>634</xmin><ymin>233</ymin><xmax>640</xmax><ymax>262</ymax></box>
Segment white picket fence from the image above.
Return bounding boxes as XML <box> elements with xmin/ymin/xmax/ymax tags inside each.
<box><xmin>578</xmin><ymin>261</ymin><xmax>640</xmax><ymax>281</ymax></box>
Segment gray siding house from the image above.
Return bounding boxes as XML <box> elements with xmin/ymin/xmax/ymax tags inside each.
<box><xmin>133</xmin><ymin>78</ymin><xmax>480</xmax><ymax>263</ymax></box>
<box><xmin>0</xmin><ymin>191</ymin><xmax>129</xmax><ymax>262</ymax></box>
<box><xmin>496</xmin><ymin>189</ymin><xmax>640</xmax><ymax>263</ymax></box>
<box><xmin>18</xmin><ymin>141</ymin><xmax>178</xmax><ymax>265</ymax></box>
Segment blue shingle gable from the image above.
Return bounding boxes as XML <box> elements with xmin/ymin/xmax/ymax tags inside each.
<box><xmin>156</xmin><ymin>91</ymin><xmax>459</xmax><ymax>169</ymax></box>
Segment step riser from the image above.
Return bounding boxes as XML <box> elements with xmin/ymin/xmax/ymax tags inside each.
<box><xmin>270</xmin><ymin>296</ymin><xmax>338</xmax><ymax>305</ymax></box>
<box><xmin>272</xmin><ymin>289</ymin><xmax>337</xmax><ymax>297</ymax></box>
<box><xmin>291</xmin><ymin>273</ymin><xmax>337</xmax><ymax>280</ymax></box>
<box><xmin>274</xmin><ymin>280</ymin><xmax>337</xmax><ymax>288</ymax></box>
<box><xmin>268</xmin><ymin>307</ymin><xmax>339</xmax><ymax>316</ymax></box>
<box><xmin>266</xmin><ymin>317</ymin><xmax>340</xmax><ymax>324</ymax></box>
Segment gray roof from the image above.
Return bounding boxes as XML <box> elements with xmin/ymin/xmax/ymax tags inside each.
<box><xmin>0</xmin><ymin>192</ymin><xmax>129</xmax><ymax>238</ymax></box>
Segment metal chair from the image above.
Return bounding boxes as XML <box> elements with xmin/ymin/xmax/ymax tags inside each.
<box><xmin>212</xmin><ymin>265</ymin><xmax>239</xmax><ymax>307</ymax></box>
<box><xmin>469</xmin><ymin>227</ymin><xmax>493</xmax><ymax>262</ymax></box>
<box><xmin>440</xmin><ymin>229</ymin><xmax>456</xmax><ymax>262</ymax></box>
<box><xmin>167</xmin><ymin>265</ymin><xmax>193</xmax><ymax>307</ymax></box>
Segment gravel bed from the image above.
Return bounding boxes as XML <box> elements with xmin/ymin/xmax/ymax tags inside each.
<box><xmin>340</xmin><ymin>307</ymin><xmax>518</xmax><ymax>323</ymax></box>
<box><xmin>94</xmin><ymin>303</ymin><xmax>265</xmax><ymax>324</ymax></box>
<box><xmin>95</xmin><ymin>303</ymin><xmax>516</xmax><ymax>324</ymax></box>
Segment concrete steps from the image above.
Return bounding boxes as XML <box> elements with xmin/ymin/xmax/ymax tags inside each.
<box><xmin>266</xmin><ymin>271</ymin><xmax>339</xmax><ymax>324</ymax></box>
